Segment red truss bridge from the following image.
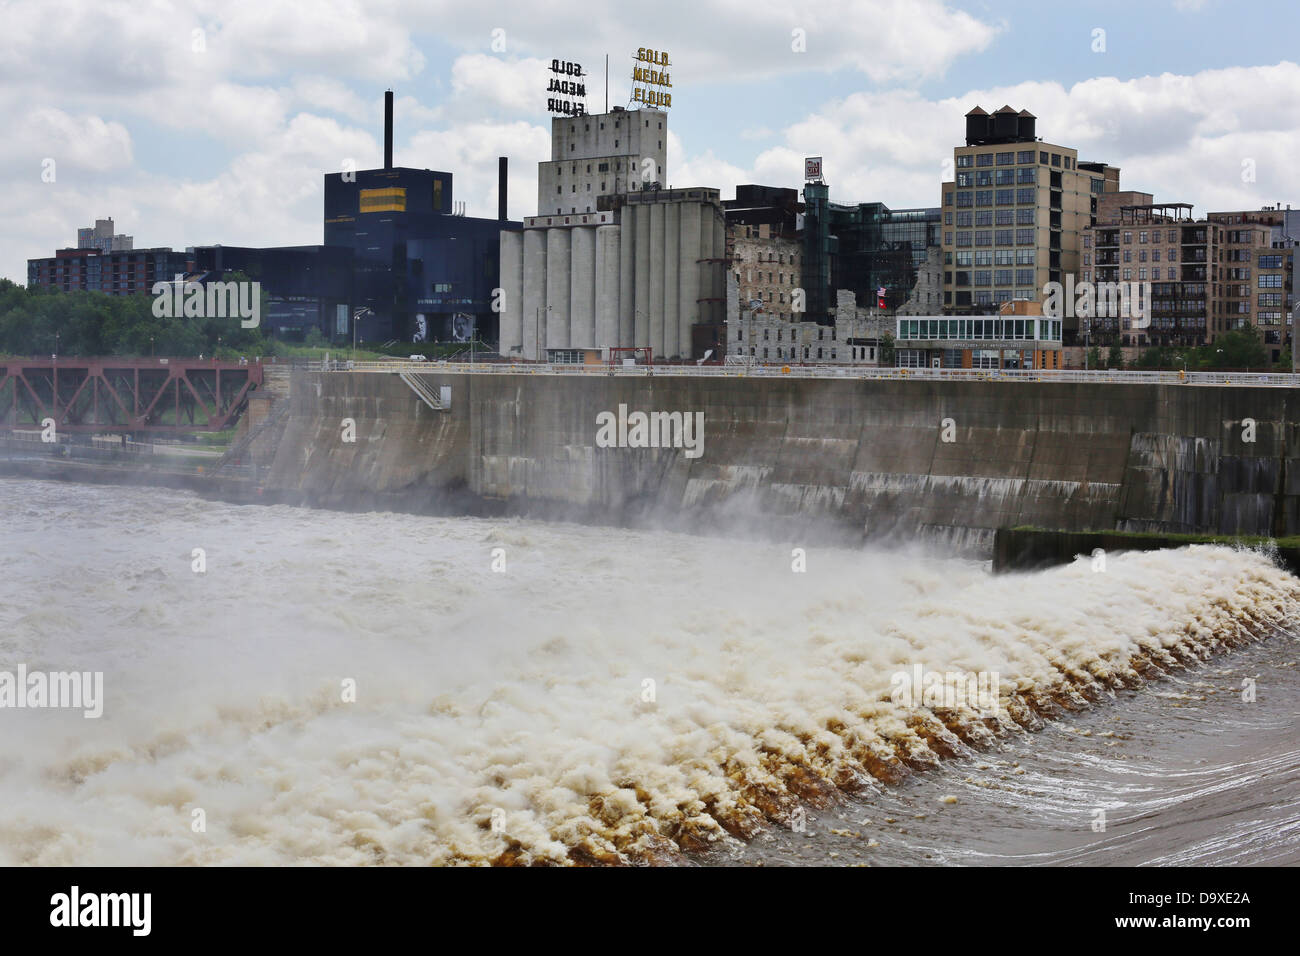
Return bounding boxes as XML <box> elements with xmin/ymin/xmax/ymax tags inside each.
<box><xmin>0</xmin><ymin>357</ymin><xmax>264</xmax><ymax>434</ymax></box>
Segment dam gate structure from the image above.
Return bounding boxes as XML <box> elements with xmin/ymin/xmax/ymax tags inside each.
<box><xmin>261</xmin><ymin>367</ymin><xmax>1300</xmax><ymax>554</ymax></box>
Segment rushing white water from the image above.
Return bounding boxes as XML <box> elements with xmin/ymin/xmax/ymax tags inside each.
<box><xmin>0</xmin><ymin>478</ymin><xmax>1296</xmax><ymax>865</ymax></box>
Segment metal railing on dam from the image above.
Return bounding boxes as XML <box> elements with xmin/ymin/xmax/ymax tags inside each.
<box><xmin>305</xmin><ymin>359</ymin><xmax>1300</xmax><ymax>388</ymax></box>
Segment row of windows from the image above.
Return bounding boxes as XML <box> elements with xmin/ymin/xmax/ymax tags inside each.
<box><xmin>898</xmin><ymin>318</ymin><xmax>1061</xmax><ymax>341</ymax></box>
<box><xmin>745</xmin><ymin>347</ymin><xmax>849</xmax><ymax>361</ymax></box>
<box><xmin>957</xmin><ymin>150</ymin><xmax>1071</xmax><ymax>168</ymax></box>
<box><xmin>954</xmin><ymin>209</ymin><xmax>1036</xmax><ymax>227</ymax></box>
<box><xmin>1086</xmin><ymin>229</ymin><xmax>1226</xmax><ymax>247</ymax></box>
<box><xmin>955</xmin><ymin>168</ymin><xmax>1038</xmax><ymax>187</ymax></box>
<box><xmin>736</xmin><ymin>271</ymin><xmax>798</xmax><ymax>285</ymax></box>
<box><xmin>1084</xmin><ymin>268</ymin><xmax>1186</xmax><ymax>281</ymax></box>
<box><xmin>1090</xmin><ymin>248</ymin><xmax>1182</xmax><ymax>264</ymax></box>
<box><xmin>955</xmin><ymin>250</ymin><xmax>1036</xmax><ymax>266</ymax></box>
<box><xmin>953</xmin><ymin>189</ymin><xmax>1038</xmax><ymax>207</ymax></box>
<box><xmin>952</xmin><ymin>269</ymin><xmax>1036</xmax><ymax>286</ymax></box>
<box><xmin>572</xmin><ymin>118</ymin><xmax>664</xmax><ymax>132</ymax></box>
<box><xmin>952</xmin><ymin>229</ymin><xmax>1037</xmax><ymax>247</ymax></box>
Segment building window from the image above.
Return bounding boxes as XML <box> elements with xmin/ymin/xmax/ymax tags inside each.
<box><xmin>956</xmin><ymin>154</ymin><xmax>973</xmax><ymax>168</ymax></box>
<box><xmin>1051</xmin><ymin>154</ymin><xmax>1061</xmax><ymax>166</ymax></box>
<box><xmin>996</xmin><ymin>151</ymin><xmax>1014</xmax><ymax>165</ymax></box>
<box><xmin>976</xmin><ymin>153</ymin><xmax>993</xmax><ymax>167</ymax></box>
<box><xmin>1017</xmin><ymin>150</ymin><xmax>1034</xmax><ymax>163</ymax></box>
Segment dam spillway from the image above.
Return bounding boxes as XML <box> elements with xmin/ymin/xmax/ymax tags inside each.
<box><xmin>262</xmin><ymin>369</ymin><xmax>1300</xmax><ymax>552</ymax></box>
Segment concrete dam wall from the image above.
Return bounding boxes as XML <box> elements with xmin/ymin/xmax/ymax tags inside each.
<box><xmin>263</xmin><ymin>371</ymin><xmax>1300</xmax><ymax>552</ymax></box>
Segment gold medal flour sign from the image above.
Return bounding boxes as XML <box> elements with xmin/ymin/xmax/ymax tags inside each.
<box><xmin>631</xmin><ymin>48</ymin><xmax>672</xmax><ymax>108</ymax></box>
<box><xmin>547</xmin><ymin>59</ymin><xmax>586</xmax><ymax>116</ymax></box>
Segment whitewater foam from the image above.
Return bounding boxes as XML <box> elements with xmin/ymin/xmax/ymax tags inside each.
<box><xmin>0</xmin><ymin>479</ymin><xmax>1295</xmax><ymax>866</ymax></box>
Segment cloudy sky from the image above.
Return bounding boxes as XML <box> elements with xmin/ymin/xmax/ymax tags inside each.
<box><xmin>2</xmin><ymin>0</ymin><xmax>1297</xmax><ymax>282</ymax></box>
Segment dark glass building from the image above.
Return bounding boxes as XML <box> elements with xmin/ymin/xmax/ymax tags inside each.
<box><xmin>323</xmin><ymin>165</ymin><xmax>514</xmax><ymax>343</ymax></box>
<box><xmin>321</xmin><ymin>95</ymin><xmax>521</xmax><ymax>343</ymax></box>
<box><xmin>190</xmin><ymin>245</ymin><xmax>356</xmax><ymax>339</ymax></box>
<box><xmin>802</xmin><ymin>189</ymin><xmax>940</xmax><ymax>322</ymax></box>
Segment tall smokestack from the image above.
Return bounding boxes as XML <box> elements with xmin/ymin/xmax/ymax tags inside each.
<box><xmin>384</xmin><ymin>89</ymin><xmax>394</xmax><ymax>170</ymax></box>
<box><xmin>498</xmin><ymin>157</ymin><xmax>508</xmax><ymax>220</ymax></box>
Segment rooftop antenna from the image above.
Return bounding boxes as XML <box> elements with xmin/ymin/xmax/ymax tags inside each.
<box><xmin>605</xmin><ymin>54</ymin><xmax>609</xmax><ymax>113</ymax></box>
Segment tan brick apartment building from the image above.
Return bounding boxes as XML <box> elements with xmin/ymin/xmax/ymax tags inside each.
<box><xmin>941</xmin><ymin>106</ymin><xmax>1115</xmax><ymax>338</ymax></box>
<box><xmin>1082</xmin><ymin>203</ymin><xmax>1294</xmax><ymax>360</ymax></box>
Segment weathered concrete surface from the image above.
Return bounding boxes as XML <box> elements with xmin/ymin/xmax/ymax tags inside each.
<box><xmin>263</xmin><ymin>371</ymin><xmax>1299</xmax><ymax>552</ymax></box>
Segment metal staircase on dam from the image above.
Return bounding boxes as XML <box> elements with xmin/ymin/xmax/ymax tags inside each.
<box><xmin>398</xmin><ymin>370</ymin><xmax>450</xmax><ymax>412</ymax></box>
<box><xmin>209</xmin><ymin>400</ymin><xmax>290</xmax><ymax>476</ymax></box>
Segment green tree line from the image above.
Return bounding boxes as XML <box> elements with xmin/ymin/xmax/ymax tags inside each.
<box><xmin>1088</xmin><ymin>324</ymin><xmax>1284</xmax><ymax>371</ymax></box>
<box><xmin>0</xmin><ymin>277</ymin><xmax>276</xmax><ymax>359</ymax></box>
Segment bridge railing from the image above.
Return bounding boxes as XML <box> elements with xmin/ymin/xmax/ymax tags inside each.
<box><xmin>302</xmin><ymin>359</ymin><xmax>1300</xmax><ymax>388</ymax></box>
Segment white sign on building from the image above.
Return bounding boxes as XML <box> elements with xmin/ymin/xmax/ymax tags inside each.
<box><xmin>804</xmin><ymin>157</ymin><xmax>823</xmax><ymax>182</ymax></box>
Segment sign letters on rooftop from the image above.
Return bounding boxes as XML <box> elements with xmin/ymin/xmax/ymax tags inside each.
<box><xmin>632</xmin><ymin>48</ymin><xmax>672</xmax><ymax>109</ymax></box>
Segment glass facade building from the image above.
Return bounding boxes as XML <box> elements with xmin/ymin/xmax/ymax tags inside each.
<box><xmin>801</xmin><ymin>186</ymin><xmax>940</xmax><ymax>323</ymax></box>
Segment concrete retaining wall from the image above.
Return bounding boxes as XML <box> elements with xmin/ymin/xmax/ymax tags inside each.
<box><xmin>264</xmin><ymin>371</ymin><xmax>1300</xmax><ymax>551</ymax></box>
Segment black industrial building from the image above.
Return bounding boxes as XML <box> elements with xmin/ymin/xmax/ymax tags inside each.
<box><xmin>32</xmin><ymin>91</ymin><xmax>523</xmax><ymax>347</ymax></box>
<box><xmin>318</xmin><ymin>91</ymin><xmax>520</xmax><ymax>344</ymax></box>
<box><xmin>189</xmin><ymin>244</ymin><xmax>355</xmax><ymax>338</ymax></box>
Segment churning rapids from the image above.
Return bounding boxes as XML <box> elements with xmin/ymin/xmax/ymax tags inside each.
<box><xmin>2</xmin><ymin>478</ymin><xmax>1298</xmax><ymax>866</ymax></box>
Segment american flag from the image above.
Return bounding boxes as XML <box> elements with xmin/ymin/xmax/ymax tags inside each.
<box><xmin>876</xmin><ymin>286</ymin><xmax>887</xmax><ymax>309</ymax></box>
